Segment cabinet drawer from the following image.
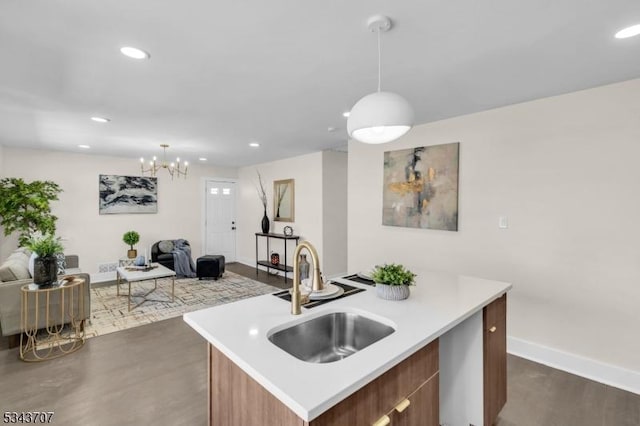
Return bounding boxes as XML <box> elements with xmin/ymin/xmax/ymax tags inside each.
<box><xmin>387</xmin><ymin>372</ymin><xmax>439</xmax><ymax>426</ymax></box>
<box><xmin>310</xmin><ymin>339</ymin><xmax>438</xmax><ymax>426</ymax></box>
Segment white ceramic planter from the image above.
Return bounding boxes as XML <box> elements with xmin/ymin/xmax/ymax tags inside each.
<box><xmin>375</xmin><ymin>283</ymin><xmax>410</xmax><ymax>300</ymax></box>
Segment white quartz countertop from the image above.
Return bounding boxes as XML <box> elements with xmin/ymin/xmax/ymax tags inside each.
<box><xmin>183</xmin><ymin>269</ymin><xmax>512</xmax><ymax>421</ymax></box>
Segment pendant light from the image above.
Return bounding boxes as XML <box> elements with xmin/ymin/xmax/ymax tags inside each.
<box><xmin>347</xmin><ymin>15</ymin><xmax>414</xmax><ymax>144</ymax></box>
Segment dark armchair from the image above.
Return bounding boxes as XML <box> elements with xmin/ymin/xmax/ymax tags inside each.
<box><xmin>151</xmin><ymin>240</ymin><xmax>191</xmax><ymax>271</ymax></box>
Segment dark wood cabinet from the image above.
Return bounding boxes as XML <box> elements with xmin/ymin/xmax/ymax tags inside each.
<box><xmin>208</xmin><ymin>340</ymin><xmax>439</xmax><ymax>426</ymax></box>
<box><xmin>483</xmin><ymin>293</ymin><xmax>507</xmax><ymax>425</ymax></box>
<box><xmin>310</xmin><ymin>340</ymin><xmax>439</xmax><ymax>426</ymax></box>
<box><xmin>388</xmin><ymin>373</ymin><xmax>439</xmax><ymax>426</ymax></box>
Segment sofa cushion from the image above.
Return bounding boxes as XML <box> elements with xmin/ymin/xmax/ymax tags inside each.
<box><xmin>158</xmin><ymin>240</ymin><xmax>174</xmax><ymax>253</ymax></box>
<box><xmin>157</xmin><ymin>253</ymin><xmax>173</xmax><ymax>262</ymax></box>
<box><xmin>0</xmin><ymin>259</ymin><xmax>31</xmax><ymax>281</ymax></box>
<box><xmin>14</xmin><ymin>247</ymin><xmax>31</xmax><ymax>256</ymax></box>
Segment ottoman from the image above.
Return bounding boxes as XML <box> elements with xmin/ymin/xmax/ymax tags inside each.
<box><xmin>197</xmin><ymin>255</ymin><xmax>225</xmax><ymax>280</ymax></box>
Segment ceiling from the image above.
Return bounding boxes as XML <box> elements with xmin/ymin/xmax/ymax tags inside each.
<box><xmin>1</xmin><ymin>1</ymin><xmax>639</xmax><ymax>167</ymax></box>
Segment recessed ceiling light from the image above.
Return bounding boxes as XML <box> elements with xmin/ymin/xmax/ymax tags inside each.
<box><xmin>120</xmin><ymin>46</ymin><xmax>150</xmax><ymax>59</ymax></box>
<box><xmin>615</xmin><ymin>24</ymin><xmax>640</xmax><ymax>39</ymax></box>
<box><xmin>78</xmin><ymin>145</ymin><xmax>90</xmax><ymax>149</ymax></box>
<box><xmin>91</xmin><ymin>116</ymin><xmax>110</xmax><ymax>123</ymax></box>
<box><xmin>342</xmin><ymin>111</ymin><xmax>351</xmax><ymax>118</ymax></box>
<box><xmin>199</xmin><ymin>157</ymin><xmax>207</xmax><ymax>161</ymax></box>
<box><xmin>249</xmin><ymin>142</ymin><xmax>260</xmax><ymax>148</ymax></box>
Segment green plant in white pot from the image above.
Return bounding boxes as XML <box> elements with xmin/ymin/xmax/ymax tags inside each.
<box><xmin>25</xmin><ymin>232</ymin><xmax>64</xmax><ymax>287</ymax></box>
<box><xmin>371</xmin><ymin>263</ymin><xmax>416</xmax><ymax>300</ymax></box>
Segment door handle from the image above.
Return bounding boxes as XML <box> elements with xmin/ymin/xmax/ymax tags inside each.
<box><xmin>231</xmin><ymin>227</ymin><xmax>236</xmax><ymax>230</ymax></box>
<box><xmin>394</xmin><ymin>398</ymin><xmax>410</xmax><ymax>413</ymax></box>
<box><xmin>489</xmin><ymin>326</ymin><xmax>497</xmax><ymax>333</ymax></box>
<box><xmin>372</xmin><ymin>414</ymin><xmax>390</xmax><ymax>426</ymax></box>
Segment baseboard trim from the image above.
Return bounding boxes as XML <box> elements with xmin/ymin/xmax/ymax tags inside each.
<box><xmin>507</xmin><ymin>336</ymin><xmax>640</xmax><ymax>395</ymax></box>
<box><xmin>236</xmin><ymin>258</ymin><xmax>254</xmax><ymax>268</ymax></box>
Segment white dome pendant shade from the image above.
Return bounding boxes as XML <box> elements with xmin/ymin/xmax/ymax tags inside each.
<box><xmin>347</xmin><ymin>15</ymin><xmax>414</xmax><ymax>144</ymax></box>
<box><xmin>347</xmin><ymin>91</ymin><xmax>414</xmax><ymax>144</ymax></box>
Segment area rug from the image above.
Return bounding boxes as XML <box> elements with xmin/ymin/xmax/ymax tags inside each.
<box><xmin>85</xmin><ymin>271</ymin><xmax>278</xmax><ymax>339</ymax></box>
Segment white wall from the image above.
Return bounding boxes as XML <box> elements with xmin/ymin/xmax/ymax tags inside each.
<box><xmin>348</xmin><ymin>78</ymin><xmax>640</xmax><ymax>373</ymax></box>
<box><xmin>0</xmin><ymin>147</ymin><xmax>236</xmax><ymax>273</ymax></box>
<box><xmin>322</xmin><ymin>150</ymin><xmax>348</xmax><ymax>276</ymax></box>
<box><xmin>237</xmin><ymin>152</ymin><xmax>324</xmax><ymax>270</ymax></box>
<box><xmin>0</xmin><ymin>144</ymin><xmax>4</xmax><ymax>242</ymax></box>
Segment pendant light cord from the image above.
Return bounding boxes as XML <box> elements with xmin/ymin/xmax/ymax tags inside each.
<box><xmin>377</xmin><ymin>28</ymin><xmax>382</xmax><ymax>92</ymax></box>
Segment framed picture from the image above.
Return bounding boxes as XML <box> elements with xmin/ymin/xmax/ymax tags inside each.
<box><xmin>273</xmin><ymin>178</ymin><xmax>294</xmax><ymax>222</ymax></box>
<box><xmin>99</xmin><ymin>175</ymin><xmax>158</xmax><ymax>214</ymax></box>
<box><xmin>382</xmin><ymin>142</ymin><xmax>459</xmax><ymax>231</ymax></box>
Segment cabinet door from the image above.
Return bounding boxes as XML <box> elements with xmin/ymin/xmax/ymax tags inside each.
<box><xmin>311</xmin><ymin>340</ymin><xmax>438</xmax><ymax>426</ymax></box>
<box><xmin>389</xmin><ymin>372</ymin><xmax>439</xmax><ymax>426</ymax></box>
<box><xmin>209</xmin><ymin>345</ymin><xmax>305</xmax><ymax>426</ymax></box>
<box><xmin>483</xmin><ymin>294</ymin><xmax>507</xmax><ymax>425</ymax></box>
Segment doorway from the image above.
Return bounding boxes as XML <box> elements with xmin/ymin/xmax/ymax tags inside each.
<box><xmin>204</xmin><ymin>180</ymin><xmax>236</xmax><ymax>262</ymax></box>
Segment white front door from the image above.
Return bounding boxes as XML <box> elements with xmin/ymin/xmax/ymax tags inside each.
<box><xmin>205</xmin><ymin>180</ymin><xmax>236</xmax><ymax>261</ymax></box>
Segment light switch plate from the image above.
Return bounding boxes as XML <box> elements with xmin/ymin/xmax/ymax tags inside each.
<box><xmin>499</xmin><ymin>216</ymin><xmax>508</xmax><ymax>229</ymax></box>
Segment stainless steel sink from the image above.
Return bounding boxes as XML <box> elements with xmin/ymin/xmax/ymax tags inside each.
<box><xmin>268</xmin><ymin>312</ymin><xmax>395</xmax><ymax>363</ymax></box>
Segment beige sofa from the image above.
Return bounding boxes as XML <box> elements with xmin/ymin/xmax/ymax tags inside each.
<box><xmin>0</xmin><ymin>248</ymin><xmax>91</xmax><ymax>346</ymax></box>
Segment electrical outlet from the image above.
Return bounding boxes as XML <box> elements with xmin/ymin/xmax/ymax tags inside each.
<box><xmin>498</xmin><ymin>216</ymin><xmax>508</xmax><ymax>229</ymax></box>
<box><xmin>97</xmin><ymin>262</ymin><xmax>118</xmax><ymax>273</ymax></box>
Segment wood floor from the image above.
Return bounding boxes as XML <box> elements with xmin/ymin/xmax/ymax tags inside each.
<box><xmin>0</xmin><ymin>263</ymin><xmax>637</xmax><ymax>425</ymax></box>
<box><xmin>226</xmin><ymin>261</ymin><xmax>292</xmax><ymax>289</ymax></box>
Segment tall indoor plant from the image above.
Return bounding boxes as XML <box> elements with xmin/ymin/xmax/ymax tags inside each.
<box><xmin>0</xmin><ymin>178</ymin><xmax>62</xmax><ymax>246</ymax></box>
<box><xmin>25</xmin><ymin>232</ymin><xmax>64</xmax><ymax>287</ymax></box>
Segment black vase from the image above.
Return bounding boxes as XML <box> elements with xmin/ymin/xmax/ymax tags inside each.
<box><xmin>33</xmin><ymin>255</ymin><xmax>58</xmax><ymax>287</ymax></box>
<box><xmin>261</xmin><ymin>209</ymin><xmax>270</xmax><ymax>234</ymax></box>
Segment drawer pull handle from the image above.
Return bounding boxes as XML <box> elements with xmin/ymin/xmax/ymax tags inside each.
<box><xmin>372</xmin><ymin>414</ymin><xmax>390</xmax><ymax>426</ymax></box>
<box><xmin>395</xmin><ymin>398</ymin><xmax>411</xmax><ymax>413</ymax></box>
<box><xmin>489</xmin><ymin>326</ymin><xmax>497</xmax><ymax>333</ymax></box>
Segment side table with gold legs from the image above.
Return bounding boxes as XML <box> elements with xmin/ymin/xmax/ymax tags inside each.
<box><xmin>20</xmin><ymin>277</ymin><xmax>86</xmax><ymax>362</ymax></box>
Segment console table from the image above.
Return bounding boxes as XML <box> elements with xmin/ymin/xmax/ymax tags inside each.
<box><xmin>255</xmin><ymin>233</ymin><xmax>300</xmax><ymax>283</ymax></box>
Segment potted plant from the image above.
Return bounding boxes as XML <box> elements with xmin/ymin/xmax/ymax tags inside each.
<box><xmin>0</xmin><ymin>178</ymin><xmax>62</xmax><ymax>246</ymax></box>
<box><xmin>123</xmin><ymin>231</ymin><xmax>140</xmax><ymax>259</ymax></box>
<box><xmin>25</xmin><ymin>232</ymin><xmax>64</xmax><ymax>286</ymax></box>
<box><xmin>371</xmin><ymin>263</ymin><xmax>417</xmax><ymax>300</ymax></box>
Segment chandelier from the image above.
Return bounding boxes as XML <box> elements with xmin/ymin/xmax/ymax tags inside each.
<box><xmin>140</xmin><ymin>144</ymin><xmax>188</xmax><ymax>179</ymax></box>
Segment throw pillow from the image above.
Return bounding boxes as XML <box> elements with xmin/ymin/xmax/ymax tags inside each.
<box><xmin>56</xmin><ymin>253</ymin><xmax>66</xmax><ymax>275</ymax></box>
<box><xmin>28</xmin><ymin>252</ymin><xmax>37</xmax><ymax>277</ymax></box>
<box><xmin>0</xmin><ymin>259</ymin><xmax>31</xmax><ymax>281</ymax></box>
<box><xmin>8</xmin><ymin>251</ymin><xmax>30</xmax><ymax>265</ymax></box>
<box><xmin>15</xmin><ymin>247</ymin><xmax>32</xmax><ymax>256</ymax></box>
<box><xmin>158</xmin><ymin>240</ymin><xmax>174</xmax><ymax>254</ymax></box>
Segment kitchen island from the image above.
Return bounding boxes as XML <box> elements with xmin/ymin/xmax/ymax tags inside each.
<box><xmin>184</xmin><ymin>269</ymin><xmax>511</xmax><ymax>425</ymax></box>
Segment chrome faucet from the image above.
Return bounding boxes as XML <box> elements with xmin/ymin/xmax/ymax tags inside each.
<box><xmin>291</xmin><ymin>241</ymin><xmax>325</xmax><ymax>315</ymax></box>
